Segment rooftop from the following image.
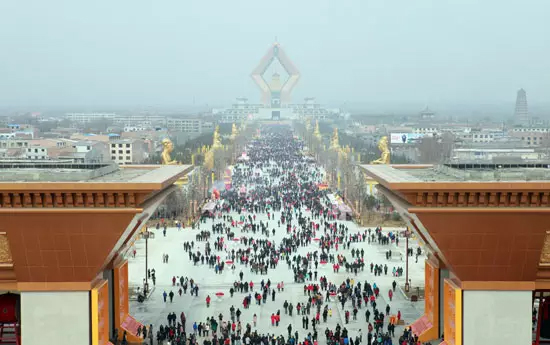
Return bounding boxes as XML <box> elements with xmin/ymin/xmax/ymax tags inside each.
<box><xmin>361</xmin><ymin>163</ymin><xmax>550</xmax><ymax>190</ymax></box>
<box><xmin>0</xmin><ymin>162</ymin><xmax>193</xmax><ymax>191</ymax></box>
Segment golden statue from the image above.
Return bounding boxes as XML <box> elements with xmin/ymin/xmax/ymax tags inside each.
<box><xmin>230</xmin><ymin>123</ymin><xmax>239</xmax><ymax>140</ymax></box>
<box><xmin>313</xmin><ymin>120</ymin><xmax>321</xmax><ymax>139</ymax></box>
<box><xmin>212</xmin><ymin>126</ymin><xmax>223</xmax><ymax>149</ymax></box>
<box><xmin>330</xmin><ymin>128</ymin><xmax>340</xmax><ymax>150</ymax></box>
<box><xmin>161</xmin><ymin>138</ymin><xmax>178</xmax><ymax>165</ymax></box>
<box><xmin>370</xmin><ymin>136</ymin><xmax>390</xmax><ymax>164</ymax></box>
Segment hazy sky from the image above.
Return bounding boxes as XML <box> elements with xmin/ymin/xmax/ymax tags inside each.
<box><xmin>0</xmin><ymin>0</ymin><xmax>549</xmax><ymax>109</ymax></box>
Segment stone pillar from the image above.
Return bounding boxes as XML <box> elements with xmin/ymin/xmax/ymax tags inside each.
<box><xmin>442</xmin><ymin>279</ymin><xmax>462</xmax><ymax>345</ymax></box>
<box><xmin>21</xmin><ymin>291</ymin><xmax>90</xmax><ymax>345</ymax></box>
<box><xmin>410</xmin><ymin>257</ymin><xmax>440</xmax><ymax>342</ymax></box>
<box><xmin>113</xmin><ymin>259</ymin><xmax>142</xmax><ymax>343</ymax></box>
<box><xmin>91</xmin><ymin>280</ymin><xmax>110</xmax><ymax>345</ymax></box>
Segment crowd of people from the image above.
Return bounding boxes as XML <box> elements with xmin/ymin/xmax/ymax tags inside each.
<box><xmin>128</xmin><ymin>125</ymin><xmax>427</xmax><ymax>345</ymax></box>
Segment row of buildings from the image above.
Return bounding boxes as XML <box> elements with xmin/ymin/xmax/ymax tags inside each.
<box><xmin>348</xmin><ymin>89</ymin><xmax>550</xmax><ymax>164</ymax></box>
<box><xmin>0</xmin><ymin>136</ymin><xmax>149</xmax><ymax>165</ymax></box>
<box><xmin>64</xmin><ymin>112</ymin><xmax>216</xmax><ymax>134</ymax></box>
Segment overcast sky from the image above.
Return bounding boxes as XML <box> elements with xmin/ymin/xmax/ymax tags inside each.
<box><xmin>0</xmin><ymin>0</ymin><xmax>549</xmax><ymax>110</ymax></box>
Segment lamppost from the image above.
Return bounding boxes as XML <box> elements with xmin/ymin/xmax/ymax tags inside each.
<box><xmin>143</xmin><ymin>230</ymin><xmax>150</xmax><ymax>296</ymax></box>
<box><xmin>404</xmin><ymin>228</ymin><xmax>411</xmax><ymax>292</ymax></box>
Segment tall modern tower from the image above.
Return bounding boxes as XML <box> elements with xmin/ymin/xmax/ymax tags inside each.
<box><xmin>514</xmin><ymin>88</ymin><xmax>529</xmax><ymax>124</ymax></box>
<box><xmin>251</xmin><ymin>42</ymin><xmax>300</xmax><ymax>107</ymax></box>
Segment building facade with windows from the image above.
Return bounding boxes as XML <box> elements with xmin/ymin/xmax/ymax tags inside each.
<box><xmin>109</xmin><ymin>139</ymin><xmax>147</xmax><ymax>165</ymax></box>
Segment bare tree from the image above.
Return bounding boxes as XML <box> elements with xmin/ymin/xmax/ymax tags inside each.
<box><xmin>416</xmin><ymin>133</ymin><xmax>454</xmax><ymax>164</ymax></box>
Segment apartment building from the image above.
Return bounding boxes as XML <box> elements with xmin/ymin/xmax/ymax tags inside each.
<box><xmin>65</xmin><ymin>113</ymin><xmax>116</xmax><ymax>123</ymax></box>
<box><xmin>166</xmin><ymin>118</ymin><xmax>215</xmax><ymax>133</ymax></box>
<box><xmin>109</xmin><ymin>139</ymin><xmax>147</xmax><ymax>165</ymax></box>
<box><xmin>65</xmin><ymin>113</ymin><xmax>166</xmax><ymax>127</ymax></box>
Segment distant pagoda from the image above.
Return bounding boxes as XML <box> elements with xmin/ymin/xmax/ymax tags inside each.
<box><xmin>514</xmin><ymin>88</ymin><xmax>529</xmax><ymax>124</ymax></box>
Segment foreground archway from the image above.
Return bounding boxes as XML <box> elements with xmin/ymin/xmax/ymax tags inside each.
<box><xmin>0</xmin><ymin>162</ymin><xmax>192</xmax><ymax>345</ymax></box>
<box><xmin>361</xmin><ymin>163</ymin><xmax>548</xmax><ymax>345</ymax></box>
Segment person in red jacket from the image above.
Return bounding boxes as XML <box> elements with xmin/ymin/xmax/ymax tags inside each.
<box><xmin>388</xmin><ymin>289</ymin><xmax>393</xmax><ymax>301</ymax></box>
<box><xmin>206</xmin><ymin>295</ymin><xmax>211</xmax><ymax>307</ymax></box>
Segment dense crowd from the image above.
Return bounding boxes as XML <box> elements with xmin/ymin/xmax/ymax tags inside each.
<box><xmin>128</xmin><ymin>125</ymin><xmax>425</xmax><ymax>345</ymax></box>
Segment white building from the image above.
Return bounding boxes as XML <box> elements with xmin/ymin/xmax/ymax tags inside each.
<box><xmin>166</xmin><ymin>118</ymin><xmax>213</xmax><ymax>133</ymax></box>
<box><xmin>25</xmin><ymin>146</ymin><xmax>49</xmax><ymax>160</ymax></box>
<box><xmin>65</xmin><ymin>113</ymin><xmax>166</xmax><ymax>127</ymax></box>
<box><xmin>452</xmin><ymin>148</ymin><xmax>542</xmax><ymax>162</ymax></box>
<box><xmin>0</xmin><ymin>139</ymin><xmax>30</xmax><ymax>149</ymax></box>
<box><xmin>65</xmin><ymin>113</ymin><xmax>117</xmax><ymax>123</ymax></box>
<box><xmin>413</xmin><ymin>127</ymin><xmax>439</xmax><ymax>135</ymax></box>
<box><xmin>109</xmin><ymin>139</ymin><xmax>147</xmax><ymax>165</ymax></box>
<box><xmin>214</xmin><ymin>98</ymin><xmax>261</xmax><ymax>123</ymax></box>
<box><xmin>290</xmin><ymin>98</ymin><xmax>342</xmax><ymax>120</ymax></box>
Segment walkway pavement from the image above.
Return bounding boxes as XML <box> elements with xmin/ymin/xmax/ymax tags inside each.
<box><xmin>128</xmin><ymin>209</ymin><xmax>426</xmax><ymax>342</ymax></box>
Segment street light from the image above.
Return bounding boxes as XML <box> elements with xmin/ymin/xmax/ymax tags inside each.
<box><xmin>404</xmin><ymin>228</ymin><xmax>411</xmax><ymax>292</ymax></box>
<box><xmin>143</xmin><ymin>230</ymin><xmax>150</xmax><ymax>297</ymax></box>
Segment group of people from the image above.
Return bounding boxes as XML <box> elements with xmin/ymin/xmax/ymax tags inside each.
<box><xmin>131</xmin><ymin>125</ymin><xmax>427</xmax><ymax>345</ymax></box>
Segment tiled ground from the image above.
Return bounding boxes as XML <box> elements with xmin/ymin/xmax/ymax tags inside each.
<box><xmin>128</xmin><ymin>208</ymin><xmax>426</xmax><ymax>342</ymax></box>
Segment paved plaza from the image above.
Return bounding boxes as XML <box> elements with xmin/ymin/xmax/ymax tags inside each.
<box><xmin>129</xmin><ymin>208</ymin><xmax>425</xmax><ymax>342</ymax></box>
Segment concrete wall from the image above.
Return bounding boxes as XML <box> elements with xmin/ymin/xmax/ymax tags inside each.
<box><xmin>463</xmin><ymin>290</ymin><xmax>531</xmax><ymax>345</ymax></box>
<box><xmin>21</xmin><ymin>291</ymin><xmax>90</xmax><ymax>345</ymax></box>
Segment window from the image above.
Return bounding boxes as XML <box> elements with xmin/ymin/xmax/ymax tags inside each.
<box><xmin>34</xmin><ymin>149</ymin><xmax>38</xmax><ymax>153</ymax></box>
<box><xmin>119</xmin><ymin>150</ymin><xmax>123</xmax><ymax>154</ymax></box>
<box><xmin>111</xmin><ymin>156</ymin><xmax>116</xmax><ymax>160</ymax></box>
<box><xmin>41</xmin><ymin>149</ymin><xmax>45</xmax><ymax>152</ymax></box>
<box><xmin>119</xmin><ymin>144</ymin><xmax>123</xmax><ymax>148</ymax></box>
<box><xmin>111</xmin><ymin>150</ymin><xmax>116</xmax><ymax>154</ymax></box>
<box><xmin>119</xmin><ymin>156</ymin><xmax>123</xmax><ymax>160</ymax></box>
<box><xmin>111</xmin><ymin>144</ymin><xmax>116</xmax><ymax>148</ymax></box>
<box><xmin>126</xmin><ymin>156</ymin><xmax>131</xmax><ymax>160</ymax></box>
<box><xmin>126</xmin><ymin>150</ymin><xmax>130</xmax><ymax>154</ymax></box>
<box><xmin>126</xmin><ymin>144</ymin><xmax>130</xmax><ymax>148</ymax></box>
<box><xmin>87</xmin><ymin>146</ymin><xmax>91</xmax><ymax>150</ymax></box>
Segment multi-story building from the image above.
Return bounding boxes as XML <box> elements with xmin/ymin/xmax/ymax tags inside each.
<box><xmin>65</xmin><ymin>113</ymin><xmax>166</xmax><ymax>127</ymax></box>
<box><xmin>0</xmin><ymin>139</ymin><xmax>30</xmax><ymax>149</ymax></box>
<box><xmin>290</xmin><ymin>97</ymin><xmax>338</xmax><ymax>120</ymax></box>
<box><xmin>413</xmin><ymin>127</ymin><xmax>439</xmax><ymax>135</ymax></box>
<box><xmin>509</xmin><ymin>128</ymin><xmax>550</xmax><ymax>147</ymax></box>
<box><xmin>60</xmin><ymin>141</ymin><xmax>110</xmax><ymax>163</ymax></box>
<box><xmin>24</xmin><ymin>139</ymin><xmax>74</xmax><ymax>160</ymax></box>
<box><xmin>214</xmin><ymin>98</ymin><xmax>261</xmax><ymax>123</ymax></box>
<box><xmin>25</xmin><ymin>146</ymin><xmax>49</xmax><ymax>160</ymax></box>
<box><xmin>166</xmin><ymin>118</ymin><xmax>204</xmax><ymax>133</ymax></box>
<box><xmin>108</xmin><ymin>139</ymin><xmax>147</xmax><ymax>165</ymax></box>
<box><xmin>65</xmin><ymin>113</ymin><xmax>116</xmax><ymax>123</ymax></box>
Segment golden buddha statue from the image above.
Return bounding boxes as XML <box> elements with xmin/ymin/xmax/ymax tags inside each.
<box><xmin>330</xmin><ymin>128</ymin><xmax>340</xmax><ymax>150</ymax></box>
<box><xmin>313</xmin><ymin>120</ymin><xmax>321</xmax><ymax>139</ymax></box>
<box><xmin>161</xmin><ymin>138</ymin><xmax>178</xmax><ymax>165</ymax></box>
<box><xmin>370</xmin><ymin>136</ymin><xmax>390</xmax><ymax>164</ymax></box>
<box><xmin>212</xmin><ymin>126</ymin><xmax>223</xmax><ymax>149</ymax></box>
<box><xmin>230</xmin><ymin>123</ymin><xmax>238</xmax><ymax>140</ymax></box>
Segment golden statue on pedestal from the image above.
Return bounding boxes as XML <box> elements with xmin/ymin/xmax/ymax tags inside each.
<box><xmin>370</xmin><ymin>136</ymin><xmax>390</xmax><ymax>164</ymax></box>
<box><xmin>161</xmin><ymin>138</ymin><xmax>178</xmax><ymax>165</ymax></box>
<box><xmin>313</xmin><ymin>120</ymin><xmax>321</xmax><ymax>139</ymax></box>
<box><xmin>212</xmin><ymin>126</ymin><xmax>223</xmax><ymax>149</ymax></box>
<box><xmin>330</xmin><ymin>128</ymin><xmax>340</xmax><ymax>150</ymax></box>
<box><xmin>230</xmin><ymin>123</ymin><xmax>239</xmax><ymax>140</ymax></box>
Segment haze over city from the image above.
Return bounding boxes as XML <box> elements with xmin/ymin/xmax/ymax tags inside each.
<box><xmin>1</xmin><ymin>0</ymin><xmax>549</xmax><ymax>115</ymax></box>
